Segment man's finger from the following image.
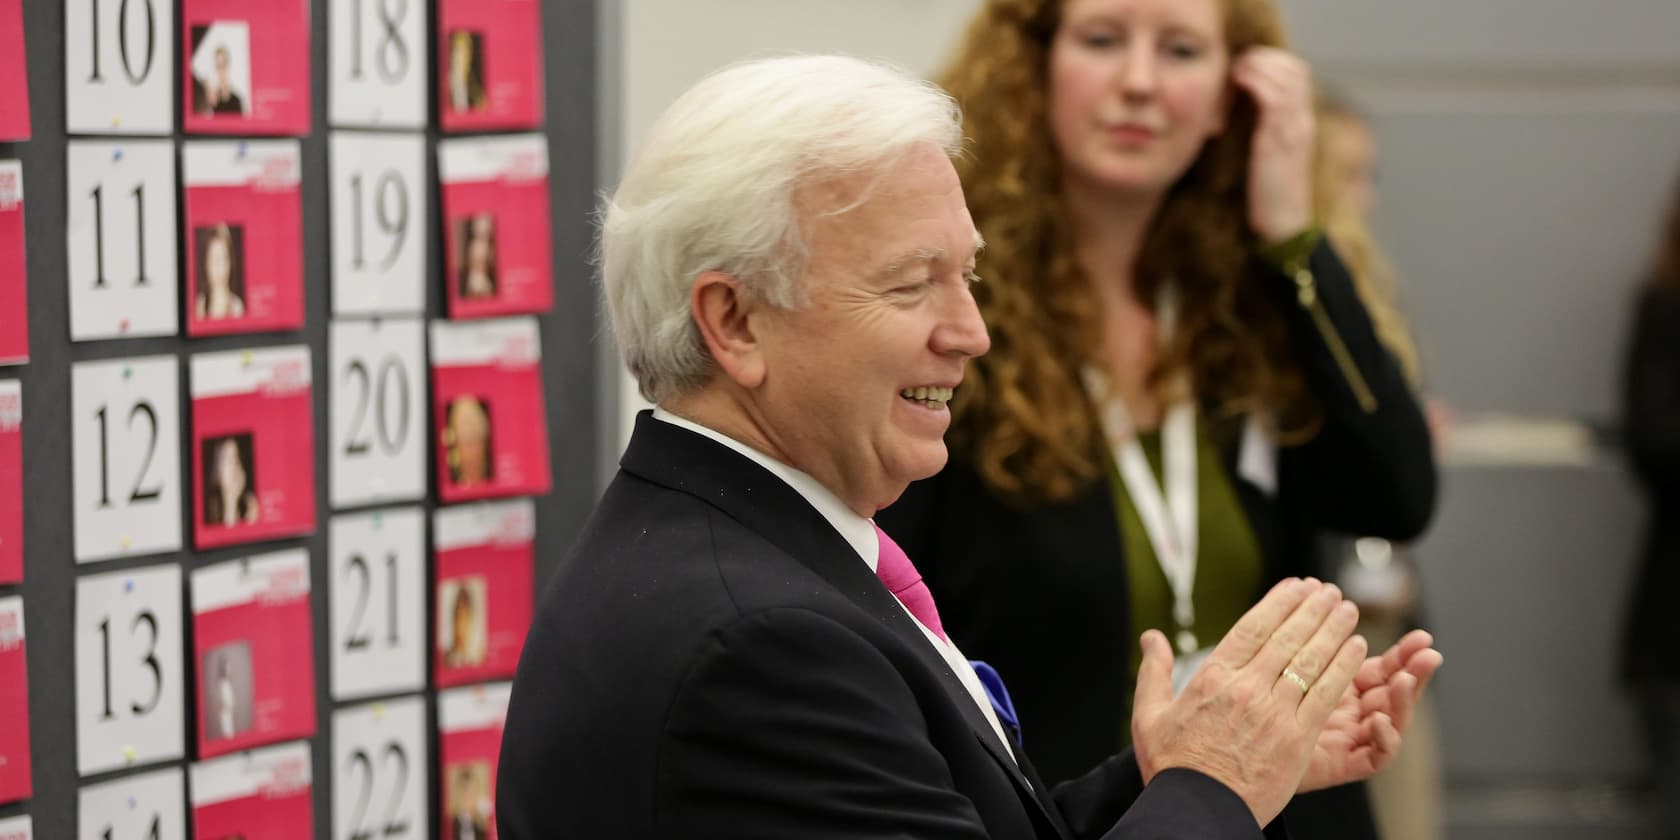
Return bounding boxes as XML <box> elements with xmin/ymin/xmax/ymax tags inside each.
<box><xmin>1206</xmin><ymin>578</ymin><xmax>1318</xmax><ymax>669</ymax></box>
<box><xmin>1133</xmin><ymin>629</ymin><xmax>1177</xmax><ymax>719</ymax></box>
<box><xmin>1299</xmin><ymin>635</ymin><xmax>1367</xmax><ymax>727</ymax></box>
<box><xmin>1274</xmin><ymin>600</ymin><xmax>1359</xmax><ymax>703</ymax></box>
<box><xmin>1245</xmin><ymin>583</ymin><xmax>1344</xmax><ymax>678</ymax></box>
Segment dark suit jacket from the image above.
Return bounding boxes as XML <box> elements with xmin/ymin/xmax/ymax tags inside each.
<box><xmin>497</xmin><ymin>412</ymin><xmax>1277</xmax><ymax>839</ymax></box>
<box><xmin>879</xmin><ymin>241</ymin><xmax>1438</xmax><ymax>839</ymax></box>
<box><xmin>1621</xmin><ymin>282</ymin><xmax>1680</xmax><ymax>685</ymax></box>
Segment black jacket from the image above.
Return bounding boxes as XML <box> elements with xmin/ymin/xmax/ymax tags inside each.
<box><xmin>1621</xmin><ymin>283</ymin><xmax>1680</xmax><ymax>685</ymax></box>
<box><xmin>497</xmin><ymin>412</ymin><xmax>1279</xmax><ymax>839</ymax></box>
<box><xmin>879</xmin><ymin>241</ymin><xmax>1437</xmax><ymax>839</ymax></box>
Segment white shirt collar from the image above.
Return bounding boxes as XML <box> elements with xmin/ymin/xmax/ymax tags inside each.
<box><xmin>651</xmin><ymin>408</ymin><xmax>880</xmax><ymax>571</ymax></box>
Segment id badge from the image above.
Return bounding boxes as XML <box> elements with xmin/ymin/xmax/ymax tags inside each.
<box><xmin>1171</xmin><ymin>647</ymin><xmax>1214</xmax><ymax>697</ymax></box>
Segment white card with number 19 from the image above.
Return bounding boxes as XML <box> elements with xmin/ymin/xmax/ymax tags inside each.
<box><xmin>330</xmin><ymin>132</ymin><xmax>427</xmax><ymax>316</ymax></box>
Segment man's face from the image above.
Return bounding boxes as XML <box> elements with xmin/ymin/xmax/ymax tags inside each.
<box><xmin>750</xmin><ymin>143</ymin><xmax>990</xmax><ymax>513</ymax></box>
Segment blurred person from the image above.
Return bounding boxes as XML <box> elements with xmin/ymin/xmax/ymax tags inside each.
<box><xmin>447</xmin><ymin>31</ymin><xmax>488</xmax><ymax>113</ymax></box>
<box><xmin>204</xmin><ymin>435</ymin><xmax>259</xmax><ymax>527</ymax></box>
<box><xmin>193</xmin><ymin>43</ymin><xmax>245</xmax><ymax>116</ymax></box>
<box><xmin>215</xmin><ymin>657</ymin><xmax>237</xmax><ymax>739</ymax></box>
<box><xmin>1315</xmin><ymin>91</ymin><xmax>1444</xmax><ymax>840</ymax></box>
<box><xmin>1621</xmin><ymin>166</ymin><xmax>1680</xmax><ymax>837</ymax></box>
<box><xmin>444</xmin><ymin>395</ymin><xmax>492</xmax><ymax>486</ymax></box>
<box><xmin>498</xmin><ymin>54</ymin><xmax>1441</xmax><ymax>838</ymax></box>
<box><xmin>195</xmin><ymin>224</ymin><xmax>246</xmax><ymax>321</ymax></box>
<box><xmin>443</xmin><ymin>582</ymin><xmax>484</xmax><ymax>669</ymax></box>
<box><xmin>459</xmin><ymin>213</ymin><xmax>498</xmax><ymax>300</ymax></box>
<box><xmin>878</xmin><ymin>1</ymin><xmax>1439</xmax><ymax>837</ymax></box>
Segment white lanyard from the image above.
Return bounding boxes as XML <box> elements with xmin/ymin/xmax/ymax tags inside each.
<box><xmin>1081</xmin><ymin>285</ymin><xmax>1203</xmax><ymax>657</ymax></box>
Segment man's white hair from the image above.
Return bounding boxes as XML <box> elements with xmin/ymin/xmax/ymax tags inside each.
<box><xmin>599</xmin><ymin>54</ymin><xmax>964</xmax><ymax>405</ymax></box>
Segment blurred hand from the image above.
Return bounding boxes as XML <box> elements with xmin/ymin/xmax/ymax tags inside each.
<box><xmin>1232</xmin><ymin>48</ymin><xmax>1317</xmax><ymax>244</ymax></box>
<box><xmin>1300</xmin><ymin>629</ymin><xmax>1444</xmax><ymax>791</ymax></box>
<box><xmin>1132</xmin><ymin>579</ymin><xmax>1366</xmax><ymax>826</ymax></box>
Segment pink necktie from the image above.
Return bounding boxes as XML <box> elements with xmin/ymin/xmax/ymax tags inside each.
<box><xmin>873</xmin><ymin>523</ymin><xmax>947</xmax><ymax>642</ymax></box>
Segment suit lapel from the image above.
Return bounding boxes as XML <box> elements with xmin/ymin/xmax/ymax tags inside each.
<box><xmin>620</xmin><ymin>413</ymin><xmax>1062</xmax><ymax>831</ymax></box>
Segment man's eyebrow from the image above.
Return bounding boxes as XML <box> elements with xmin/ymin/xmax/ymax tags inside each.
<box><xmin>874</xmin><ymin>232</ymin><xmax>986</xmax><ymax>278</ymax></box>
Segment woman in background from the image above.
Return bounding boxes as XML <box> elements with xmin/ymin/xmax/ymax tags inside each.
<box><xmin>1621</xmin><ymin>166</ymin><xmax>1680</xmax><ymax>837</ymax></box>
<box><xmin>878</xmin><ymin>0</ymin><xmax>1437</xmax><ymax>836</ymax></box>
<box><xmin>196</xmin><ymin>224</ymin><xmax>245</xmax><ymax>321</ymax></box>
<box><xmin>204</xmin><ymin>436</ymin><xmax>259</xmax><ymax>527</ymax></box>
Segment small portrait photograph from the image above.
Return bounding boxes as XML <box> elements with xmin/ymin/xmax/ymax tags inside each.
<box><xmin>202</xmin><ymin>433</ymin><xmax>261</xmax><ymax>528</ymax></box>
<box><xmin>202</xmin><ymin>641</ymin><xmax>254</xmax><ymax>741</ymax></box>
<box><xmin>445</xmin><ymin>30</ymin><xmax>488</xmax><ymax>114</ymax></box>
<box><xmin>442</xmin><ymin>395</ymin><xmax>493</xmax><ymax>487</ymax></box>
<box><xmin>190</xmin><ymin>22</ymin><xmax>253</xmax><ymax>117</ymax></box>
<box><xmin>444</xmin><ymin>760</ymin><xmax>493</xmax><ymax>840</ymax></box>
<box><xmin>194</xmin><ymin>223</ymin><xmax>248</xmax><ymax>321</ymax></box>
<box><xmin>438</xmin><ymin>576</ymin><xmax>488</xmax><ymax>670</ymax></box>
<box><xmin>455</xmin><ymin>212</ymin><xmax>498</xmax><ymax>300</ymax></box>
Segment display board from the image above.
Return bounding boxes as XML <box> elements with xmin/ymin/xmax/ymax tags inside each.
<box><xmin>0</xmin><ymin>0</ymin><xmax>602</xmax><ymax>837</ymax></box>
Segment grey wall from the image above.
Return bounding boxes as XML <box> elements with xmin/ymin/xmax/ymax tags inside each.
<box><xmin>1280</xmin><ymin>1</ymin><xmax>1680</xmax><ymax>836</ymax></box>
<box><xmin>0</xmin><ymin>0</ymin><xmax>601</xmax><ymax>837</ymax></box>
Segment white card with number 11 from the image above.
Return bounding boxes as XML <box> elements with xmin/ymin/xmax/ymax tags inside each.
<box><xmin>66</xmin><ymin>140</ymin><xmax>179</xmax><ymax>341</ymax></box>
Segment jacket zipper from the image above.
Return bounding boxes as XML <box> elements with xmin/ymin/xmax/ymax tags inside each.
<box><xmin>1292</xmin><ymin>267</ymin><xmax>1379</xmax><ymax>414</ymax></box>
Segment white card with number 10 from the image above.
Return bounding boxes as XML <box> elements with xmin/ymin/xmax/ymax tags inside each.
<box><xmin>75</xmin><ymin>563</ymin><xmax>184</xmax><ymax>777</ymax></box>
<box><xmin>66</xmin><ymin>140</ymin><xmax>179</xmax><ymax>341</ymax></box>
<box><xmin>330</xmin><ymin>132</ymin><xmax>427</xmax><ymax>316</ymax></box>
<box><xmin>71</xmin><ymin>355</ymin><xmax>182</xmax><ymax>563</ymax></box>
<box><xmin>333</xmin><ymin>696</ymin><xmax>429</xmax><ymax>840</ymax></box>
<box><xmin>64</xmin><ymin>0</ymin><xmax>176</xmax><ymax>135</ymax></box>
<box><xmin>330</xmin><ymin>507</ymin><xmax>426</xmax><ymax>700</ymax></box>
<box><xmin>78</xmin><ymin>766</ymin><xmax>186</xmax><ymax>840</ymax></box>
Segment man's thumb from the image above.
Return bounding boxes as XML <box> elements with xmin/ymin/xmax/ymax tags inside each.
<box><xmin>1134</xmin><ymin>629</ymin><xmax>1177</xmax><ymax>714</ymax></box>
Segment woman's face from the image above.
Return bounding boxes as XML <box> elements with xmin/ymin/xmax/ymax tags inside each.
<box><xmin>205</xmin><ymin>235</ymin><xmax>232</xmax><ymax>293</ymax></box>
<box><xmin>215</xmin><ymin>439</ymin><xmax>245</xmax><ymax>493</ymax></box>
<box><xmin>1048</xmin><ymin>0</ymin><xmax>1232</xmax><ymax>198</ymax></box>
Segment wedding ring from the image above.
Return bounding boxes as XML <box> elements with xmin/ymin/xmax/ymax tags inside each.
<box><xmin>1281</xmin><ymin>668</ymin><xmax>1310</xmax><ymax>693</ymax></box>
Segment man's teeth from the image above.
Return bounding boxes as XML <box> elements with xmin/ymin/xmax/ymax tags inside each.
<box><xmin>899</xmin><ymin>386</ymin><xmax>954</xmax><ymax>405</ymax></box>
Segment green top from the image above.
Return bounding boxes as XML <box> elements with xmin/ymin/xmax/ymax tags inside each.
<box><xmin>1110</xmin><ymin>418</ymin><xmax>1264</xmax><ymax>739</ymax></box>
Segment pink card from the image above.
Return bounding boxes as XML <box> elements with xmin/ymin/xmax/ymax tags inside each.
<box><xmin>190</xmin><ymin>346</ymin><xmax>316</xmax><ymax>550</ymax></box>
<box><xmin>429</xmin><ymin>319</ymin><xmax>551</xmax><ymax>503</ymax></box>
<box><xmin>190</xmin><ymin>741</ymin><xmax>312</xmax><ymax>839</ymax></box>
<box><xmin>439</xmin><ymin>683</ymin><xmax>510</xmax><ymax>840</ymax></box>
<box><xmin>434</xmin><ymin>500</ymin><xmax>534</xmax><ymax>688</ymax></box>
<box><xmin>181</xmin><ymin>0</ymin><xmax>311</xmax><ymax>136</ymax></box>
<box><xmin>0</xmin><ymin>597</ymin><xmax>30</xmax><ymax>805</ymax></box>
<box><xmin>437</xmin><ymin>0</ymin><xmax>542</xmax><ymax>133</ymax></box>
<box><xmin>183</xmin><ymin>141</ymin><xmax>305</xmax><ymax>337</ymax></box>
<box><xmin>0</xmin><ymin>162</ymin><xmax>25</xmax><ymax>365</ymax></box>
<box><xmin>191</xmin><ymin>549</ymin><xmax>316</xmax><ymax>759</ymax></box>
<box><xmin>0</xmin><ymin>383</ymin><xmax>19</xmax><ymax>585</ymax></box>
<box><xmin>0</xmin><ymin>0</ymin><xmax>29</xmax><ymax>141</ymax></box>
<box><xmin>439</xmin><ymin>135</ymin><xmax>553</xmax><ymax>319</ymax></box>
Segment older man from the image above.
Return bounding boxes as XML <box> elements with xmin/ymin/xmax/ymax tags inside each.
<box><xmin>497</xmin><ymin>55</ymin><xmax>1439</xmax><ymax>839</ymax></box>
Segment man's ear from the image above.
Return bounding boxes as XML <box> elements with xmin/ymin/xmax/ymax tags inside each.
<box><xmin>691</xmin><ymin>270</ymin><xmax>768</xmax><ymax>389</ymax></box>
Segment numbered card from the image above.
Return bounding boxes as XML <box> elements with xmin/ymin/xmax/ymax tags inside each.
<box><xmin>66</xmin><ymin>141</ymin><xmax>180</xmax><ymax>341</ymax></box>
<box><xmin>71</xmin><ymin>356</ymin><xmax>183</xmax><ymax>563</ymax></box>
<box><xmin>330</xmin><ymin>133</ymin><xmax>427</xmax><ymax>316</ymax></box>
<box><xmin>0</xmin><ymin>163</ymin><xmax>25</xmax><ymax>364</ymax></box>
<box><xmin>330</xmin><ymin>508</ymin><xmax>425</xmax><ymax>700</ymax></box>
<box><xmin>182</xmin><ymin>140</ymin><xmax>305</xmax><ymax>336</ymax></box>
<box><xmin>75</xmin><ymin>564</ymin><xmax>184</xmax><ymax>776</ymax></box>
<box><xmin>331</xmin><ymin>319</ymin><xmax>426</xmax><ymax>509</ymax></box>
<box><xmin>430</xmin><ymin>319</ymin><xmax>550</xmax><ymax>503</ymax></box>
<box><xmin>190</xmin><ymin>346</ymin><xmax>315</xmax><ymax>549</ymax></box>
<box><xmin>434</xmin><ymin>500</ymin><xmax>533</xmax><ymax>689</ymax></box>
<box><xmin>439</xmin><ymin>135</ymin><xmax>552</xmax><ymax>319</ymax></box>
<box><xmin>329</xmin><ymin>0</ymin><xmax>425</xmax><ymax>128</ymax></box>
<box><xmin>190</xmin><ymin>741</ymin><xmax>312</xmax><ymax>839</ymax></box>
<box><xmin>191</xmin><ymin>549</ymin><xmax>316</xmax><ymax>759</ymax></box>
<box><xmin>0</xmin><ymin>815</ymin><xmax>31</xmax><ymax>840</ymax></box>
<box><xmin>438</xmin><ymin>0</ymin><xmax>541</xmax><ymax>133</ymax></box>
<box><xmin>0</xmin><ymin>597</ymin><xmax>30</xmax><ymax>805</ymax></box>
<box><xmin>0</xmin><ymin>0</ymin><xmax>28</xmax><ymax>141</ymax></box>
<box><xmin>0</xmin><ymin>382</ymin><xmax>18</xmax><ymax>584</ymax></box>
<box><xmin>78</xmin><ymin>766</ymin><xmax>186</xmax><ymax>840</ymax></box>
<box><xmin>181</xmin><ymin>0</ymin><xmax>310</xmax><ymax>135</ymax></box>
<box><xmin>64</xmin><ymin>0</ymin><xmax>175</xmax><ymax>135</ymax></box>
<box><xmin>332</xmin><ymin>697</ymin><xmax>428</xmax><ymax>840</ymax></box>
<box><xmin>438</xmin><ymin>683</ymin><xmax>510</xmax><ymax>840</ymax></box>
